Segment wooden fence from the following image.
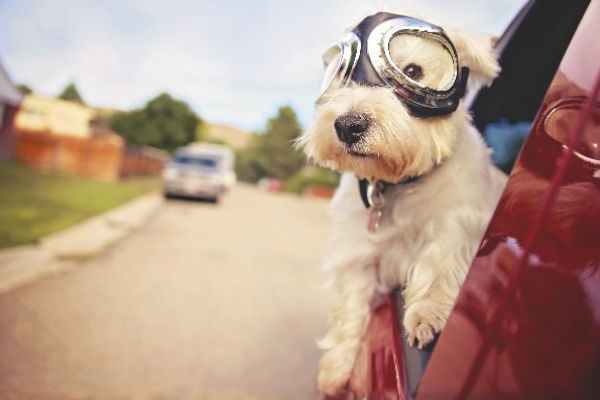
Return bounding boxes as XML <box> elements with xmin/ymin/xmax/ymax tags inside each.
<box><xmin>15</xmin><ymin>130</ymin><xmax>167</xmax><ymax>181</ymax></box>
<box><xmin>121</xmin><ymin>144</ymin><xmax>167</xmax><ymax>178</ymax></box>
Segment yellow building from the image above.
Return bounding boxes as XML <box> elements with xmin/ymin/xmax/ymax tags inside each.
<box><xmin>15</xmin><ymin>94</ymin><xmax>95</xmax><ymax>138</ymax></box>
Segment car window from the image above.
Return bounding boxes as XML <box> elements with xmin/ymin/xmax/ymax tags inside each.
<box><xmin>471</xmin><ymin>0</ymin><xmax>591</xmax><ymax>174</ymax></box>
<box><xmin>175</xmin><ymin>155</ymin><xmax>220</xmax><ymax>168</ymax></box>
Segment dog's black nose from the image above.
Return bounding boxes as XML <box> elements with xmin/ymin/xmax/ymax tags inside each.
<box><xmin>334</xmin><ymin>113</ymin><xmax>370</xmax><ymax>145</ymax></box>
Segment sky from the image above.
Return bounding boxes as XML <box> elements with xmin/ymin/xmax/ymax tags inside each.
<box><xmin>0</xmin><ymin>0</ymin><xmax>526</xmax><ymax>132</ymax></box>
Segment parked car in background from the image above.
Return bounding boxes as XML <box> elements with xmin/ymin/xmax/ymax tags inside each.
<box><xmin>258</xmin><ymin>177</ymin><xmax>283</xmax><ymax>193</ymax></box>
<box><xmin>162</xmin><ymin>143</ymin><xmax>235</xmax><ymax>202</ymax></box>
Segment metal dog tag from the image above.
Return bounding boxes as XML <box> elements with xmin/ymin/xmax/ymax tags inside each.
<box><xmin>367</xmin><ymin>207</ymin><xmax>383</xmax><ymax>232</ymax></box>
<box><xmin>366</xmin><ymin>179</ymin><xmax>385</xmax><ymax>232</ymax></box>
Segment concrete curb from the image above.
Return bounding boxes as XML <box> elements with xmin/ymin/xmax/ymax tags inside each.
<box><xmin>0</xmin><ymin>192</ymin><xmax>162</xmax><ymax>294</ymax></box>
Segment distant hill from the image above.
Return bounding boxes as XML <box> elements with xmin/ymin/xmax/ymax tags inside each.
<box><xmin>93</xmin><ymin>106</ymin><xmax>121</xmax><ymax>120</ymax></box>
<box><xmin>199</xmin><ymin>122</ymin><xmax>254</xmax><ymax>150</ymax></box>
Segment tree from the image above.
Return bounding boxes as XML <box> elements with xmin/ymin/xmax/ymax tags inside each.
<box><xmin>58</xmin><ymin>82</ymin><xmax>84</xmax><ymax>104</ymax></box>
<box><xmin>235</xmin><ymin>106</ymin><xmax>306</xmax><ymax>182</ymax></box>
<box><xmin>109</xmin><ymin>93</ymin><xmax>200</xmax><ymax>152</ymax></box>
<box><xmin>17</xmin><ymin>84</ymin><xmax>32</xmax><ymax>95</ymax></box>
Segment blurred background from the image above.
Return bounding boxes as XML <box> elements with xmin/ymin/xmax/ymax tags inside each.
<box><xmin>0</xmin><ymin>1</ymin><xmax>525</xmax><ymax>399</ymax></box>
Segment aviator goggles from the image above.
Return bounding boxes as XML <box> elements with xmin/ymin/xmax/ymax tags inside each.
<box><xmin>319</xmin><ymin>12</ymin><xmax>470</xmax><ymax>117</ymax></box>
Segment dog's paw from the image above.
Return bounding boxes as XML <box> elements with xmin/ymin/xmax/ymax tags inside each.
<box><xmin>403</xmin><ymin>300</ymin><xmax>448</xmax><ymax>349</ymax></box>
<box><xmin>318</xmin><ymin>347</ymin><xmax>355</xmax><ymax>396</ymax></box>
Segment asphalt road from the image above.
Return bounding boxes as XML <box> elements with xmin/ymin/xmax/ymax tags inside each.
<box><xmin>0</xmin><ymin>184</ymin><xmax>332</xmax><ymax>400</ymax></box>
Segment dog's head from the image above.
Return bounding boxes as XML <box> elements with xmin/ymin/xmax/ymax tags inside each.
<box><xmin>298</xmin><ymin>13</ymin><xmax>499</xmax><ymax>182</ymax></box>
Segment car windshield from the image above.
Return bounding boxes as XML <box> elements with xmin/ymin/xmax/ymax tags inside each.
<box><xmin>174</xmin><ymin>155</ymin><xmax>220</xmax><ymax>168</ymax></box>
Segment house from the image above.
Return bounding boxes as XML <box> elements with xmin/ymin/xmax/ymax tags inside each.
<box><xmin>15</xmin><ymin>94</ymin><xmax>95</xmax><ymax>138</ymax></box>
<box><xmin>13</xmin><ymin>94</ymin><xmax>166</xmax><ymax>180</ymax></box>
<box><xmin>0</xmin><ymin>60</ymin><xmax>23</xmax><ymax>161</ymax></box>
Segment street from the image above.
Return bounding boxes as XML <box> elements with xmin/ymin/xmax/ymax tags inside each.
<box><xmin>0</xmin><ymin>184</ymin><xmax>332</xmax><ymax>400</ymax></box>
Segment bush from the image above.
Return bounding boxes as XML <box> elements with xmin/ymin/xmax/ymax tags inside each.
<box><xmin>283</xmin><ymin>167</ymin><xmax>340</xmax><ymax>194</ymax></box>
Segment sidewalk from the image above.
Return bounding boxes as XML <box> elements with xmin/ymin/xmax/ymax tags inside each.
<box><xmin>0</xmin><ymin>192</ymin><xmax>162</xmax><ymax>294</ymax></box>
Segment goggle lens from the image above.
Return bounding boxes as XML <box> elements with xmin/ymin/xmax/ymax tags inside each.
<box><xmin>321</xmin><ymin>45</ymin><xmax>343</xmax><ymax>94</ymax></box>
<box><xmin>319</xmin><ymin>32</ymin><xmax>361</xmax><ymax>96</ymax></box>
<box><xmin>386</xmin><ymin>33</ymin><xmax>457</xmax><ymax>92</ymax></box>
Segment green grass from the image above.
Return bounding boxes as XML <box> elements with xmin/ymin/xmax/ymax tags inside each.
<box><xmin>0</xmin><ymin>162</ymin><xmax>159</xmax><ymax>249</ymax></box>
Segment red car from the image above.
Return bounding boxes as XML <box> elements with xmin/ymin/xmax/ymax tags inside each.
<box><xmin>335</xmin><ymin>0</ymin><xmax>600</xmax><ymax>398</ymax></box>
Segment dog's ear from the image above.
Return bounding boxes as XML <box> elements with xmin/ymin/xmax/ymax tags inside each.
<box><xmin>444</xmin><ymin>28</ymin><xmax>500</xmax><ymax>87</ymax></box>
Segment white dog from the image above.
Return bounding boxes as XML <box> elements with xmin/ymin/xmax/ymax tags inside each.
<box><xmin>297</xmin><ymin>12</ymin><xmax>507</xmax><ymax>396</ymax></box>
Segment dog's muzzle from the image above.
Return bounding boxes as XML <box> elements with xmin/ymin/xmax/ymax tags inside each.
<box><xmin>318</xmin><ymin>12</ymin><xmax>469</xmax><ymax>118</ymax></box>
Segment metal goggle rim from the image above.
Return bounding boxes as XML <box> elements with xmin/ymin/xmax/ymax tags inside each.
<box><xmin>320</xmin><ymin>32</ymin><xmax>360</xmax><ymax>95</ymax></box>
<box><xmin>367</xmin><ymin>17</ymin><xmax>461</xmax><ymax>102</ymax></box>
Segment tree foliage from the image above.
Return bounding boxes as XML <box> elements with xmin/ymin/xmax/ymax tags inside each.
<box><xmin>235</xmin><ymin>106</ymin><xmax>306</xmax><ymax>182</ymax></box>
<box><xmin>17</xmin><ymin>84</ymin><xmax>32</xmax><ymax>95</ymax></box>
<box><xmin>109</xmin><ymin>93</ymin><xmax>201</xmax><ymax>152</ymax></box>
<box><xmin>58</xmin><ymin>82</ymin><xmax>84</xmax><ymax>104</ymax></box>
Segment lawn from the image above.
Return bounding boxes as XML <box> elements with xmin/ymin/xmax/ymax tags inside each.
<box><xmin>0</xmin><ymin>162</ymin><xmax>159</xmax><ymax>249</ymax></box>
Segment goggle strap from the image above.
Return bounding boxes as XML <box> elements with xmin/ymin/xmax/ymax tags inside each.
<box><xmin>459</xmin><ymin>67</ymin><xmax>470</xmax><ymax>98</ymax></box>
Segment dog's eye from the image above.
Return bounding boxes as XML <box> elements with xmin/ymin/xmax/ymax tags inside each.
<box><xmin>403</xmin><ymin>64</ymin><xmax>423</xmax><ymax>81</ymax></box>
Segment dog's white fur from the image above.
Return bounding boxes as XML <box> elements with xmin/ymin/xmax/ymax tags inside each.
<box><xmin>298</xmin><ymin>21</ymin><xmax>507</xmax><ymax>396</ymax></box>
